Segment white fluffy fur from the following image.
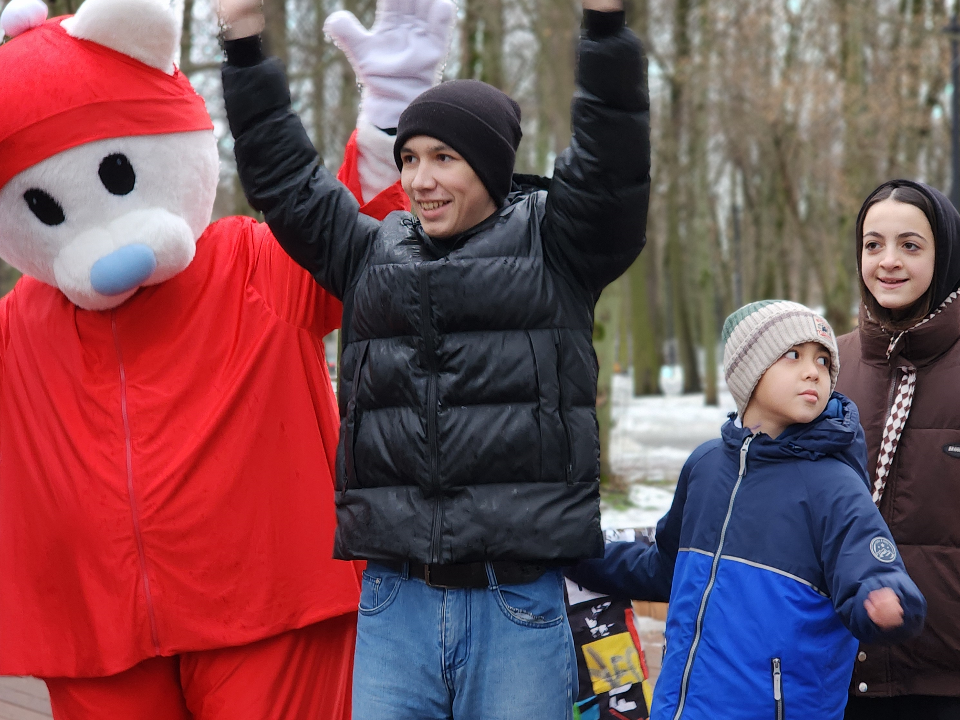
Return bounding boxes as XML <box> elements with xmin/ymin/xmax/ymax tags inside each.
<box><xmin>356</xmin><ymin>118</ymin><xmax>401</xmax><ymax>203</ymax></box>
<box><xmin>62</xmin><ymin>0</ymin><xmax>179</xmax><ymax>74</ymax></box>
<box><xmin>0</xmin><ymin>131</ymin><xmax>219</xmax><ymax>310</ymax></box>
<box><xmin>324</xmin><ymin>0</ymin><xmax>456</xmax><ymax>130</ymax></box>
<box><xmin>0</xmin><ymin>0</ymin><xmax>47</xmax><ymax>38</ymax></box>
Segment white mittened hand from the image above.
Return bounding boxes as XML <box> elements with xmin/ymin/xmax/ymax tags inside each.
<box><xmin>325</xmin><ymin>0</ymin><xmax>457</xmax><ymax>130</ymax></box>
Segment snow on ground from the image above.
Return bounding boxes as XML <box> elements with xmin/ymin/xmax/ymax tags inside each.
<box><xmin>600</xmin><ymin>372</ymin><xmax>738</xmax><ymax>530</ymax></box>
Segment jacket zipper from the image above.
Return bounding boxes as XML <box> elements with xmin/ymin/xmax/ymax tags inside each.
<box><xmin>420</xmin><ymin>268</ymin><xmax>442</xmax><ymax>562</ymax></box>
<box><xmin>343</xmin><ymin>342</ymin><xmax>370</xmax><ymax>492</ymax></box>
<box><xmin>112</xmin><ymin>313</ymin><xmax>161</xmax><ymax>654</ymax></box>
<box><xmin>554</xmin><ymin>330</ymin><xmax>573</xmax><ymax>484</ymax></box>
<box><xmin>882</xmin><ymin>370</ymin><xmax>899</xmax><ymax>427</ymax></box>
<box><xmin>772</xmin><ymin>657</ymin><xmax>784</xmax><ymax>720</ymax></box>
<box><xmin>875</xmin><ymin>369</ymin><xmax>902</xmax><ymax>508</ymax></box>
<box><xmin>672</xmin><ymin>435</ymin><xmax>753</xmax><ymax>720</ymax></box>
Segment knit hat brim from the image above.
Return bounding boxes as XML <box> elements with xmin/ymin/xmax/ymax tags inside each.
<box><xmin>394</xmin><ymin>80</ymin><xmax>521</xmax><ymax>207</ymax></box>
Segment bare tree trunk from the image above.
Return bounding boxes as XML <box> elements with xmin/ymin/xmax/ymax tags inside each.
<box><xmin>629</xmin><ymin>250</ymin><xmax>662</xmax><ymax>395</ymax></box>
<box><xmin>461</xmin><ymin>0</ymin><xmax>505</xmax><ymax>89</ymax></box>
<box><xmin>594</xmin><ymin>281</ymin><xmax>625</xmax><ymax>492</ymax></box>
<box><xmin>179</xmin><ymin>0</ymin><xmax>195</xmax><ymax>72</ymax></box>
<box><xmin>261</xmin><ymin>0</ymin><xmax>288</xmax><ymax>67</ymax></box>
<box><xmin>665</xmin><ymin>0</ymin><xmax>702</xmax><ymax>394</ymax></box>
<box><xmin>534</xmin><ymin>0</ymin><xmax>578</xmax><ymax>171</ymax></box>
<box><xmin>625</xmin><ymin>0</ymin><xmax>662</xmax><ymax>397</ymax></box>
<box><xmin>692</xmin><ymin>0</ymin><xmax>718</xmax><ymax>405</ymax></box>
<box><xmin>45</xmin><ymin>0</ymin><xmax>83</xmax><ymax>16</ymax></box>
<box><xmin>618</xmin><ymin>276</ymin><xmax>631</xmax><ymax>372</ymax></box>
<box><xmin>308</xmin><ymin>0</ymin><xmax>329</xmax><ymax>158</ymax></box>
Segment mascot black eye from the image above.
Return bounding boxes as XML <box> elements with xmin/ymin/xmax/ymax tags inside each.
<box><xmin>23</xmin><ymin>189</ymin><xmax>66</xmax><ymax>226</ymax></box>
<box><xmin>98</xmin><ymin>154</ymin><xmax>136</xmax><ymax>196</ymax></box>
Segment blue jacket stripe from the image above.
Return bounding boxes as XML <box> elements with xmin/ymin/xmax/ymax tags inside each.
<box><xmin>672</xmin><ymin>436</ymin><xmax>753</xmax><ymax>720</ymax></box>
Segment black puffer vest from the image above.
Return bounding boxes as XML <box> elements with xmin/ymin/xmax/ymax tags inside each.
<box><xmin>223</xmin><ymin>16</ymin><xmax>650</xmax><ymax>565</ymax></box>
<box><xmin>335</xmin><ymin>190</ymin><xmax>603</xmax><ymax>564</ymax></box>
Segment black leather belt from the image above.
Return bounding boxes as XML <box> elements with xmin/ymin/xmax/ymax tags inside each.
<box><xmin>382</xmin><ymin>560</ymin><xmax>548</xmax><ymax>589</ymax></box>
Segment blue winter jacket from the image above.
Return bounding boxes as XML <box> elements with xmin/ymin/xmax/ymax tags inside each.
<box><xmin>568</xmin><ymin>394</ymin><xmax>926</xmax><ymax>720</ymax></box>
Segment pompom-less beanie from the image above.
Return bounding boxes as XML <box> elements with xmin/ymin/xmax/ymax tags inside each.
<box><xmin>0</xmin><ymin>17</ymin><xmax>212</xmax><ymax>191</ymax></box>
<box><xmin>722</xmin><ymin>300</ymin><xmax>840</xmax><ymax>418</ymax></box>
<box><xmin>393</xmin><ymin>79</ymin><xmax>522</xmax><ymax>207</ymax></box>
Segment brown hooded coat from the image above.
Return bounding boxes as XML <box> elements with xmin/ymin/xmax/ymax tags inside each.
<box><xmin>836</xmin><ymin>180</ymin><xmax>960</xmax><ymax>698</ymax></box>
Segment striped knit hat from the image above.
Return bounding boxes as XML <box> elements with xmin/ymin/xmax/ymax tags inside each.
<box><xmin>722</xmin><ymin>300</ymin><xmax>840</xmax><ymax>418</ymax></box>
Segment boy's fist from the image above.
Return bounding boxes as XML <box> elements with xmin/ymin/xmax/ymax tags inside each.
<box><xmin>864</xmin><ymin>587</ymin><xmax>904</xmax><ymax>630</ymax></box>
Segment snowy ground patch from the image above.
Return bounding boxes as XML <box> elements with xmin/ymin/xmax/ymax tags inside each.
<box><xmin>600</xmin><ymin>373</ymin><xmax>737</xmax><ymax>530</ymax></box>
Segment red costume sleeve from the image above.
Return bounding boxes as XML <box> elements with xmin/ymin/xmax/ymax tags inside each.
<box><xmin>337</xmin><ymin>129</ymin><xmax>410</xmax><ymax>220</ymax></box>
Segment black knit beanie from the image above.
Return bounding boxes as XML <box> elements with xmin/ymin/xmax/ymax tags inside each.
<box><xmin>394</xmin><ymin>79</ymin><xmax>522</xmax><ymax>207</ymax></box>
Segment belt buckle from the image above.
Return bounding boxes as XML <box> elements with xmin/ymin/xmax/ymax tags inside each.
<box><xmin>422</xmin><ymin>563</ymin><xmax>461</xmax><ymax>589</ymax></box>
<box><xmin>422</xmin><ymin>564</ymin><xmax>453</xmax><ymax>589</ymax></box>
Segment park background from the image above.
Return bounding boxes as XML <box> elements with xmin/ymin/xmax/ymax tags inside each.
<box><xmin>0</xmin><ymin>0</ymin><xmax>957</xmax><ymax>714</ymax></box>
<box><xmin>4</xmin><ymin>0</ymin><xmax>958</xmax><ymax>496</ymax></box>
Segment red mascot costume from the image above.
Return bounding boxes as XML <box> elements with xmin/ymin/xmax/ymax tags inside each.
<box><xmin>0</xmin><ymin>0</ymin><xmax>444</xmax><ymax>716</ymax></box>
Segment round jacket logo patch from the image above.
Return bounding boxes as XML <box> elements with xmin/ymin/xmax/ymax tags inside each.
<box><xmin>871</xmin><ymin>537</ymin><xmax>897</xmax><ymax>564</ymax></box>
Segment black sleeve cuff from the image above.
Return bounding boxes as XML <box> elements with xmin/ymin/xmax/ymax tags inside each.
<box><xmin>583</xmin><ymin>9</ymin><xmax>626</xmax><ymax>40</ymax></box>
<box><xmin>224</xmin><ymin>35</ymin><xmax>265</xmax><ymax>67</ymax></box>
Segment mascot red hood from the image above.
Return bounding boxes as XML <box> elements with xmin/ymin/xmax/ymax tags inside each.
<box><xmin>0</xmin><ymin>0</ymin><xmax>426</xmax><ymax>700</ymax></box>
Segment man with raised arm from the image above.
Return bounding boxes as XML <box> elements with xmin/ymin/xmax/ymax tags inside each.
<box><xmin>218</xmin><ymin>0</ymin><xmax>649</xmax><ymax>715</ymax></box>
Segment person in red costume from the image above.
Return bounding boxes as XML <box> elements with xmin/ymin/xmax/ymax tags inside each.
<box><xmin>0</xmin><ymin>0</ymin><xmax>442</xmax><ymax>717</ymax></box>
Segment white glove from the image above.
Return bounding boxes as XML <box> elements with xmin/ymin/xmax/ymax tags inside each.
<box><xmin>324</xmin><ymin>0</ymin><xmax>457</xmax><ymax>131</ymax></box>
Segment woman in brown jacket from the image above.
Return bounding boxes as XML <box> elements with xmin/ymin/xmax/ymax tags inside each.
<box><xmin>838</xmin><ymin>179</ymin><xmax>960</xmax><ymax>720</ymax></box>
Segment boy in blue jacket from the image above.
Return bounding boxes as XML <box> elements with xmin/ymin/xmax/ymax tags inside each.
<box><xmin>568</xmin><ymin>300</ymin><xmax>926</xmax><ymax>720</ymax></box>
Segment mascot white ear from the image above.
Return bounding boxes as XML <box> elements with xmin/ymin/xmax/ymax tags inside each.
<box><xmin>0</xmin><ymin>0</ymin><xmax>48</xmax><ymax>38</ymax></box>
<box><xmin>62</xmin><ymin>0</ymin><xmax>180</xmax><ymax>74</ymax></box>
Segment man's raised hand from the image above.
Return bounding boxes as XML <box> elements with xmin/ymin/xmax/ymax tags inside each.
<box><xmin>582</xmin><ymin>0</ymin><xmax>623</xmax><ymax>10</ymax></box>
<box><xmin>217</xmin><ymin>0</ymin><xmax>264</xmax><ymax>40</ymax></box>
<box><xmin>324</xmin><ymin>0</ymin><xmax>456</xmax><ymax>130</ymax></box>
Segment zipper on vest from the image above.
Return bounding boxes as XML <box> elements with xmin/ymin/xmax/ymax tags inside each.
<box><xmin>554</xmin><ymin>330</ymin><xmax>573</xmax><ymax>484</ymax></box>
<box><xmin>771</xmin><ymin>657</ymin><xmax>784</xmax><ymax>720</ymax></box>
<box><xmin>876</xmin><ymin>369</ymin><xmax>902</xmax><ymax>509</ymax></box>
<box><xmin>112</xmin><ymin>312</ymin><xmax>161</xmax><ymax>655</ymax></box>
<box><xmin>882</xmin><ymin>371</ymin><xmax>899</xmax><ymax>430</ymax></box>
<box><xmin>672</xmin><ymin>435</ymin><xmax>753</xmax><ymax>720</ymax></box>
<box><xmin>419</xmin><ymin>267</ymin><xmax>442</xmax><ymax>562</ymax></box>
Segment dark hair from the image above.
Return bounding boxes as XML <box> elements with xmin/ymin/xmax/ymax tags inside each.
<box><xmin>855</xmin><ymin>180</ymin><xmax>938</xmax><ymax>331</ymax></box>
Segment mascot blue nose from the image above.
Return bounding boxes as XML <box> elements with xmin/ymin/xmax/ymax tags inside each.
<box><xmin>90</xmin><ymin>244</ymin><xmax>157</xmax><ymax>296</ymax></box>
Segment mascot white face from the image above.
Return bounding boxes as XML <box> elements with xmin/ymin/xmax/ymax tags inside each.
<box><xmin>0</xmin><ymin>0</ymin><xmax>219</xmax><ymax>311</ymax></box>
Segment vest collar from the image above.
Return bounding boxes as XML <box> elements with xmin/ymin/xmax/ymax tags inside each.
<box><xmin>858</xmin><ymin>295</ymin><xmax>960</xmax><ymax>367</ymax></box>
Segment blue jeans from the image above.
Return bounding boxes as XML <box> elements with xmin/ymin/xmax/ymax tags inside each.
<box><xmin>352</xmin><ymin>562</ymin><xmax>577</xmax><ymax>720</ymax></box>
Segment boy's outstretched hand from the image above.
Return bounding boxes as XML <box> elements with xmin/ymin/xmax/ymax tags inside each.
<box><xmin>864</xmin><ymin>587</ymin><xmax>905</xmax><ymax>630</ymax></box>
